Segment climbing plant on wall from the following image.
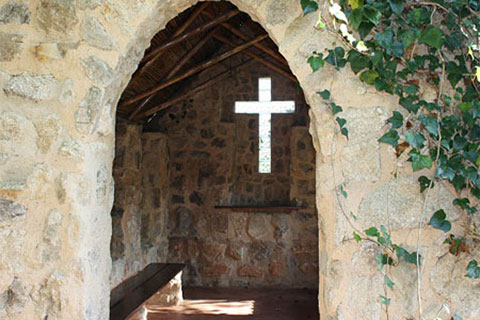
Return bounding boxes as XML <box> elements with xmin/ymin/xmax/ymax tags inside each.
<box><xmin>301</xmin><ymin>0</ymin><xmax>480</xmax><ymax>317</ymax></box>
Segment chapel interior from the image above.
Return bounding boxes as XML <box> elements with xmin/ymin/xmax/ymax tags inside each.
<box><xmin>110</xmin><ymin>2</ymin><xmax>318</xmax><ymax>319</ymax></box>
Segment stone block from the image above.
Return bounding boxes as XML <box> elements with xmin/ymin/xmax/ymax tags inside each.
<box><xmin>238</xmin><ymin>265</ymin><xmax>263</xmax><ymax>278</ymax></box>
<box><xmin>37</xmin><ymin>0</ymin><xmax>78</xmax><ymax>34</ymax></box>
<box><xmin>34</xmin><ymin>114</ymin><xmax>61</xmax><ymax>153</ymax></box>
<box><xmin>0</xmin><ymin>32</ymin><xmax>23</xmax><ymax>61</ymax></box>
<box><xmin>75</xmin><ymin>0</ymin><xmax>101</xmax><ymax>10</ymax></box>
<box><xmin>340</xmin><ymin>139</ymin><xmax>381</xmax><ymax>183</ymax></box>
<box><xmin>4</xmin><ymin>72</ymin><xmax>59</xmax><ymax>101</ymax></box>
<box><xmin>0</xmin><ymin>1</ymin><xmax>30</xmax><ymax>24</ymax></box>
<box><xmin>75</xmin><ymin>86</ymin><xmax>104</xmax><ymax>134</ymax></box>
<box><xmin>0</xmin><ymin>198</ymin><xmax>27</xmax><ymax>224</ymax></box>
<box><xmin>202</xmin><ymin>263</ymin><xmax>229</xmax><ymax>277</ymax></box>
<box><xmin>0</xmin><ymin>111</ymin><xmax>25</xmax><ymax>140</ymax></box>
<box><xmin>81</xmin><ymin>15</ymin><xmax>118</xmax><ymax>51</ymax></box>
<box><xmin>343</xmin><ymin>107</ymin><xmax>388</xmax><ymax>144</ymax></box>
<box><xmin>81</xmin><ymin>56</ymin><xmax>114</xmax><ymax>87</ymax></box>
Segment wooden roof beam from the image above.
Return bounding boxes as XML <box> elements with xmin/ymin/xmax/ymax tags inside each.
<box><xmin>128</xmin><ymin>26</ymin><xmax>220</xmax><ymax>119</ymax></box>
<box><xmin>213</xmin><ymin>34</ymin><xmax>296</xmax><ymax>82</ymax></box>
<box><xmin>133</xmin><ymin>2</ymin><xmax>211</xmax><ymax>79</ymax></box>
<box><xmin>141</xmin><ymin>9</ymin><xmax>239</xmax><ymax>63</ymax></box>
<box><xmin>120</xmin><ymin>34</ymin><xmax>268</xmax><ymax>108</ymax></box>
<box><xmin>202</xmin><ymin>10</ymin><xmax>288</xmax><ymax>66</ymax></box>
<box><xmin>136</xmin><ymin>59</ymin><xmax>254</xmax><ymax>120</ymax></box>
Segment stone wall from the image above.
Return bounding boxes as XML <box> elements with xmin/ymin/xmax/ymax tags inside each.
<box><xmin>110</xmin><ymin>121</ymin><xmax>169</xmax><ymax>288</ymax></box>
<box><xmin>150</xmin><ymin>58</ymin><xmax>318</xmax><ymax>288</ymax></box>
<box><xmin>0</xmin><ymin>0</ymin><xmax>479</xmax><ymax>319</ymax></box>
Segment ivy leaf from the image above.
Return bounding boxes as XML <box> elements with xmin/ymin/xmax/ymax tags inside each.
<box><xmin>408</xmin><ymin>150</ymin><xmax>433</xmax><ymax>172</ymax></box>
<box><xmin>365</xmin><ymin>227</ymin><xmax>380</xmax><ymax>237</ymax></box>
<box><xmin>348</xmin><ymin>0</ymin><xmax>363</xmax><ymax>9</ymax></box>
<box><xmin>453</xmin><ymin>198</ymin><xmax>478</xmax><ymax>214</ymax></box>
<box><xmin>405</xmin><ymin>132</ymin><xmax>426</xmax><ymax>150</ymax></box>
<box><xmin>418</xmin><ymin>176</ymin><xmax>434</xmax><ymax>192</ymax></box>
<box><xmin>331</xmin><ymin>102</ymin><xmax>343</xmax><ymax>115</ymax></box>
<box><xmin>376</xmin><ymin>253</ymin><xmax>394</xmax><ymax>270</ymax></box>
<box><xmin>407</xmin><ymin>7</ymin><xmax>431</xmax><ymax>26</ymax></box>
<box><xmin>341</xmin><ymin>127</ymin><xmax>349</xmax><ymax>138</ymax></box>
<box><xmin>363</xmin><ymin>5</ymin><xmax>382</xmax><ymax>25</ymax></box>
<box><xmin>380</xmin><ymin>295</ymin><xmax>391</xmax><ymax>306</ymax></box>
<box><xmin>428</xmin><ymin>210</ymin><xmax>452</xmax><ymax>232</ymax></box>
<box><xmin>353</xmin><ymin>231</ymin><xmax>362</xmax><ymax>243</ymax></box>
<box><xmin>387</xmin><ymin>111</ymin><xmax>403</xmax><ymax>129</ymax></box>
<box><xmin>339</xmin><ymin>184</ymin><xmax>348</xmax><ymax>198</ymax></box>
<box><xmin>394</xmin><ymin>246</ymin><xmax>420</xmax><ymax>265</ymax></box>
<box><xmin>419</xmin><ymin>115</ymin><xmax>438</xmax><ymax>137</ymax></box>
<box><xmin>301</xmin><ymin>0</ymin><xmax>318</xmax><ymax>15</ymax></box>
<box><xmin>379</xmin><ymin>129</ymin><xmax>399</xmax><ymax>147</ymax></box>
<box><xmin>466</xmin><ymin>260</ymin><xmax>480</xmax><ymax>279</ymax></box>
<box><xmin>359</xmin><ymin>70</ymin><xmax>379</xmax><ymax>85</ymax></box>
<box><xmin>318</xmin><ymin>89</ymin><xmax>330</xmax><ymax>100</ymax></box>
<box><xmin>458</xmin><ymin>102</ymin><xmax>472</xmax><ymax>112</ymax></box>
<box><xmin>307</xmin><ymin>53</ymin><xmax>325</xmax><ymax>71</ymax></box>
<box><xmin>336</xmin><ymin>117</ymin><xmax>347</xmax><ymax>128</ymax></box>
<box><xmin>384</xmin><ymin>276</ymin><xmax>395</xmax><ymax>289</ymax></box>
<box><xmin>387</xmin><ymin>0</ymin><xmax>404</xmax><ymax>15</ymax></box>
<box><xmin>419</xmin><ymin>27</ymin><xmax>444</xmax><ymax>49</ymax></box>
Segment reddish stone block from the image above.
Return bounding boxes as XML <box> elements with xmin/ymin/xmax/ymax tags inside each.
<box><xmin>238</xmin><ymin>265</ymin><xmax>263</xmax><ymax>278</ymax></box>
<box><xmin>269</xmin><ymin>261</ymin><xmax>286</xmax><ymax>277</ymax></box>
<box><xmin>202</xmin><ymin>263</ymin><xmax>229</xmax><ymax>277</ymax></box>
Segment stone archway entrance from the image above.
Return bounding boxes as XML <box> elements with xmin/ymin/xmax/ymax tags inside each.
<box><xmin>3</xmin><ymin>1</ymin><xmax>446</xmax><ymax>319</ymax></box>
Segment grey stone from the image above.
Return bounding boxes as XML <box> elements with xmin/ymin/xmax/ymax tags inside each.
<box><xmin>340</xmin><ymin>140</ymin><xmax>381</xmax><ymax>183</ymax></box>
<box><xmin>0</xmin><ymin>32</ymin><xmax>23</xmax><ymax>61</ymax></box>
<box><xmin>59</xmin><ymin>78</ymin><xmax>75</xmax><ymax>104</ymax></box>
<box><xmin>357</xmin><ymin>177</ymin><xmax>461</xmax><ymax>231</ymax></box>
<box><xmin>4</xmin><ymin>72</ymin><xmax>59</xmax><ymax>101</ymax></box>
<box><xmin>30</xmin><ymin>272</ymin><xmax>64</xmax><ymax>319</ymax></box>
<box><xmin>41</xmin><ymin>209</ymin><xmax>62</xmax><ymax>263</ymax></box>
<box><xmin>247</xmin><ymin>214</ymin><xmax>271</xmax><ymax>240</ymax></box>
<box><xmin>0</xmin><ymin>198</ymin><xmax>27</xmax><ymax>223</ymax></box>
<box><xmin>75</xmin><ymin>86</ymin><xmax>104</xmax><ymax>134</ymax></box>
<box><xmin>80</xmin><ymin>56</ymin><xmax>114</xmax><ymax>87</ymax></box>
<box><xmin>81</xmin><ymin>15</ymin><xmax>118</xmax><ymax>51</ymax></box>
<box><xmin>37</xmin><ymin>0</ymin><xmax>78</xmax><ymax>34</ymax></box>
<box><xmin>58</xmin><ymin>140</ymin><xmax>84</xmax><ymax>160</ymax></box>
<box><xmin>0</xmin><ymin>111</ymin><xmax>25</xmax><ymax>140</ymax></box>
<box><xmin>0</xmin><ymin>277</ymin><xmax>27</xmax><ymax>314</ymax></box>
<box><xmin>189</xmin><ymin>191</ymin><xmax>203</xmax><ymax>206</ymax></box>
<box><xmin>96</xmin><ymin>166</ymin><xmax>108</xmax><ymax>203</ymax></box>
<box><xmin>75</xmin><ymin>0</ymin><xmax>101</xmax><ymax>10</ymax></box>
<box><xmin>0</xmin><ymin>1</ymin><xmax>30</xmax><ymax>24</ymax></box>
<box><xmin>34</xmin><ymin>114</ymin><xmax>61</xmax><ymax>153</ymax></box>
<box><xmin>266</xmin><ymin>0</ymin><xmax>298</xmax><ymax>26</ymax></box>
<box><xmin>175</xmin><ymin>206</ymin><xmax>192</xmax><ymax>233</ymax></box>
<box><xmin>343</xmin><ymin>107</ymin><xmax>388</xmax><ymax>144</ymax></box>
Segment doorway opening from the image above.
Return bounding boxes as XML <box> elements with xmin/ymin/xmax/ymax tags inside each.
<box><xmin>111</xmin><ymin>2</ymin><xmax>318</xmax><ymax>319</ymax></box>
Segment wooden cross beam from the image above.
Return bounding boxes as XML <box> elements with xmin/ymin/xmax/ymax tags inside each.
<box><xmin>213</xmin><ymin>34</ymin><xmax>296</xmax><ymax>82</ymax></box>
<box><xmin>136</xmin><ymin>58</ymin><xmax>254</xmax><ymax>120</ymax></box>
<box><xmin>120</xmin><ymin>34</ymin><xmax>268</xmax><ymax>108</ymax></box>
<box><xmin>134</xmin><ymin>2</ymin><xmax>210</xmax><ymax>79</ymax></box>
<box><xmin>128</xmin><ymin>26</ymin><xmax>221</xmax><ymax>119</ymax></box>
<box><xmin>201</xmin><ymin>10</ymin><xmax>288</xmax><ymax>66</ymax></box>
<box><xmin>141</xmin><ymin>9</ymin><xmax>239</xmax><ymax>63</ymax></box>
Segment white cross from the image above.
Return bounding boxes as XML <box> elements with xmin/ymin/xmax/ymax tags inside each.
<box><xmin>235</xmin><ymin>77</ymin><xmax>295</xmax><ymax>173</ymax></box>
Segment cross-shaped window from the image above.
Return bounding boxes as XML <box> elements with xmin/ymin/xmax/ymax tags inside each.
<box><xmin>235</xmin><ymin>78</ymin><xmax>295</xmax><ymax>173</ymax></box>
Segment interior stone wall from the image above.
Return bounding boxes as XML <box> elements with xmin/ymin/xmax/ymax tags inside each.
<box><xmin>110</xmin><ymin>121</ymin><xmax>169</xmax><ymax>288</ymax></box>
<box><xmin>0</xmin><ymin>0</ymin><xmax>479</xmax><ymax>319</ymax></box>
<box><xmin>149</xmin><ymin>59</ymin><xmax>318</xmax><ymax>288</ymax></box>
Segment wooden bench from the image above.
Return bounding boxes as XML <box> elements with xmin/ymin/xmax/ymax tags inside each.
<box><xmin>110</xmin><ymin>263</ymin><xmax>185</xmax><ymax>320</ymax></box>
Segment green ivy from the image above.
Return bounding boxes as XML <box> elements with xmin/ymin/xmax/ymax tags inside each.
<box><xmin>302</xmin><ymin>0</ymin><xmax>480</xmax><ymax>312</ymax></box>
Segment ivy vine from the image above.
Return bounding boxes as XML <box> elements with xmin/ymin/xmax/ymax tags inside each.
<box><xmin>302</xmin><ymin>0</ymin><xmax>480</xmax><ymax>317</ymax></box>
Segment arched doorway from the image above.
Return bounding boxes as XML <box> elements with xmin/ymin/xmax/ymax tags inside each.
<box><xmin>111</xmin><ymin>2</ymin><xmax>318</xmax><ymax>318</ymax></box>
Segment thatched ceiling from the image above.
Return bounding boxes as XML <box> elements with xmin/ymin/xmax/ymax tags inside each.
<box><xmin>116</xmin><ymin>1</ymin><xmax>295</xmax><ymax>123</ymax></box>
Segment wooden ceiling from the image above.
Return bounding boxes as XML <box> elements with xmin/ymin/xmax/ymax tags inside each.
<box><xmin>116</xmin><ymin>1</ymin><xmax>296</xmax><ymax>123</ymax></box>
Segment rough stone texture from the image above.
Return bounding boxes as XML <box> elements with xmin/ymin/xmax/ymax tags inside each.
<box><xmin>0</xmin><ymin>198</ymin><xmax>27</xmax><ymax>224</ymax></box>
<box><xmin>4</xmin><ymin>73</ymin><xmax>59</xmax><ymax>101</ymax></box>
<box><xmin>0</xmin><ymin>0</ymin><xmax>477</xmax><ymax>319</ymax></box>
<box><xmin>81</xmin><ymin>15</ymin><xmax>118</xmax><ymax>51</ymax></box>
<box><xmin>36</xmin><ymin>0</ymin><xmax>78</xmax><ymax>34</ymax></box>
<box><xmin>110</xmin><ymin>122</ymin><xmax>169</xmax><ymax>288</ymax></box>
<box><xmin>0</xmin><ymin>1</ymin><xmax>30</xmax><ymax>24</ymax></box>
<box><xmin>80</xmin><ymin>56</ymin><xmax>114</xmax><ymax>87</ymax></box>
<box><xmin>75</xmin><ymin>0</ymin><xmax>101</xmax><ymax>10</ymax></box>
<box><xmin>75</xmin><ymin>86</ymin><xmax>103</xmax><ymax>134</ymax></box>
<box><xmin>0</xmin><ymin>32</ymin><xmax>23</xmax><ymax>61</ymax></box>
<box><xmin>34</xmin><ymin>115</ymin><xmax>62</xmax><ymax>153</ymax></box>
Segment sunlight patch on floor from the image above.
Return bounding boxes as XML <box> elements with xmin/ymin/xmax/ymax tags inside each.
<box><xmin>148</xmin><ymin>299</ymin><xmax>255</xmax><ymax>316</ymax></box>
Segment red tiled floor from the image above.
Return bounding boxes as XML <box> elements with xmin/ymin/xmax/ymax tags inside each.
<box><xmin>147</xmin><ymin>287</ymin><xmax>318</xmax><ymax>320</ymax></box>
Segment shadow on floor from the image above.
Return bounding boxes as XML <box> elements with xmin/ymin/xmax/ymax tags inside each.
<box><xmin>147</xmin><ymin>287</ymin><xmax>318</xmax><ymax>320</ymax></box>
